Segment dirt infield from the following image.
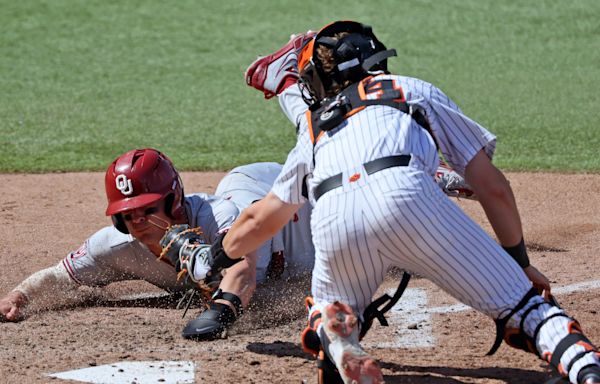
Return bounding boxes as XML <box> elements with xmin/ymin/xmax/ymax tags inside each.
<box><xmin>1</xmin><ymin>172</ymin><xmax>599</xmax><ymax>383</ymax></box>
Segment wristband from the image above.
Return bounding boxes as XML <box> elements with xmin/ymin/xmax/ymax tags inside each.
<box><xmin>209</xmin><ymin>232</ymin><xmax>242</xmax><ymax>272</ymax></box>
<box><xmin>502</xmin><ymin>237</ymin><xmax>530</xmax><ymax>268</ymax></box>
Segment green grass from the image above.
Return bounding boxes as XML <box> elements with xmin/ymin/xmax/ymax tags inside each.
<box><xmin>1</xmin><ymin>0</ymin><xmax>599</xmax><ymax>172</ymax></box>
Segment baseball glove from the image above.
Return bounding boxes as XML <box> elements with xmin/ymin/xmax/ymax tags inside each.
<box><xmin>159</xmin><ymin>224</ymin><xmax>221</xmax><ymax>293</ymax></box>
<box><xmin>435</xmin><ymin>161</ymin><xmax>476</xmax><ymax>200</ymax></box>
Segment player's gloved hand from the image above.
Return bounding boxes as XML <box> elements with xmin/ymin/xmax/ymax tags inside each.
<box><xmin>435</xmin><ymin>161</ymin><xmax>476</xmax><ymax>200</ymax></box>
<box><xmin>160</xmin><ymin>225</ymin><xmax>242</xmax><ymax>292</ymax></box>
<box><xmin>159</xmin><ymin>225</ymin><xmax>217</xmax><ymax>288</ymax></box>
<box><xmin>245</xmin><ymin>31</ymin><xmax>315</xmax><ymax>99</ymax></box>
<box><xmin>523</xmin><ymin>265</ymin><xmax>552</xmax><ymax>301</ymax></box>
<box><xmin>0</xmin><ymin>290</ymin><xmax>28</xmax><ymax>322</ymax></box>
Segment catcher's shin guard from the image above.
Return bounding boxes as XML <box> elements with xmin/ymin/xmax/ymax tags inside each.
<box><xmin>577</xmin><ymin>365</ymin><xmax>600</xmax><ymax>384</ymax></box>
<box><xmin>494</xmin><ymin>288</ymin><xmax>600</xmax><ymax>383</ymax></box>
<box><xmin>181</xmin><ymin>290</ymin><xmax>242</xmax><ymax>341</ymax></box>
<box><xmin>301</xmin><ymin>296</ymin><xmax>322</xmax><ymax>355</ymax></box>
<box><xmin>301</xmin><ymin>297</ymin><xmax>344</xmax><ymax>384</ymax></box>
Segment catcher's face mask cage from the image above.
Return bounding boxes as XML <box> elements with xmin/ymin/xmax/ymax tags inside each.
<box><xmin>298</xmin><ymin>20</ymin><xmax>397</xmax><ymax>105</ymax></box>
<box><xmin>105</xmin><ymin>148</ymin><xmax>184</xmax><ymax>233</ymax></box>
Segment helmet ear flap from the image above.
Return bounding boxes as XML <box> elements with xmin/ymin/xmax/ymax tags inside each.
<box><xmin>112</xmin><ymin>214</ymin><xmax>129</xmax><ymax>234</ymax></box>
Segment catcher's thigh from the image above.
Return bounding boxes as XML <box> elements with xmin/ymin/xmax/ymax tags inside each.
<box><xmin>310</xmin><ymin>186</ymin><xmax>389</xmax><ymax>315</ymax></box>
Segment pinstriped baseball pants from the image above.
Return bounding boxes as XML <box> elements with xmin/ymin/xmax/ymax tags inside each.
<box><xmin>310</xmin><ymin>166</ymin><xmax>530</xmax><ymax>317</ymax></box>
<box><xmin>309</xmin><ymin>166</ymin><xmax>599</xmax><ymax>383</ymax></box>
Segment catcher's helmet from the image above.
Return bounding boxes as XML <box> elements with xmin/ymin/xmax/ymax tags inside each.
<box><xmin>105</xmin><ymin>148</ymin><xmax>184</xmax><ymax>233</ymax></box>
<box><xmin>298</xmin><ymin>20</ymin><xmax>397</xmax><ymax>104</ymax></box>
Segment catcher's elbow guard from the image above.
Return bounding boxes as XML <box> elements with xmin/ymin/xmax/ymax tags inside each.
<box><xmin>209</xmin><ymin>232</ymin><xmax>242</xmax><ymax>274</ymax></box>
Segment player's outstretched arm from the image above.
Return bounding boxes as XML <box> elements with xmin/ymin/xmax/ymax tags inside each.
<box><xmin>465</xmin><ymin>150</ymin><xmax>551</xmax><ymax>297</ymax></box>
<box><xmin>0</xmin><ymin>263</ymin><xmax>79</xmax><ymax>322</ymax></box>
<box><xmin>0</xmin><ymin>290</ymin><xmax>28</xmax><ymax>322</ymax></box>
<box><xmin>223</xmin><ymin>192</ymin><xmax>301</xmax><ymax>259</ymax></box>
<box><xmin>161</xmin><ymin>194</ymin><xmax>301</xmax><ymax>284</ymax></box>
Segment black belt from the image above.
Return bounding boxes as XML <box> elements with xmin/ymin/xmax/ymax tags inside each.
<box><xmin>313</xmin><ymin>155</ymin><xmax>412</xmax><ymax>201</ymax></box>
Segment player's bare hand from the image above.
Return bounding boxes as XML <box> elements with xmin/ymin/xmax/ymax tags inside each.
<box><xmin>523</xmin><ymin>265</ymin><xmax>552</xmax><ymax>300</ymax></box>
<box><xmin>0</xmin><ymin>291</ymin><xmax>28</xmax><ymax>322</ymax></box>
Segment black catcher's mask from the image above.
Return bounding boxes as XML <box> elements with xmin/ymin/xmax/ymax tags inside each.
<box><xmin>298</xmin><ymin>20</ymin><xmax>397</xmax><ymax>105</ymax></box>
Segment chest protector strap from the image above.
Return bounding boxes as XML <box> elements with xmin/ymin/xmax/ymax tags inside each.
<box><xmin>306</xmin><ymin>76</ymin><xmax>434</xmax><ymax>146</ymax></box>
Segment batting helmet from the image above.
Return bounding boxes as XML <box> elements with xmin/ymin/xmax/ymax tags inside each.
<box><xmin>298</xmin><ymin>21</ymin><xmax>397</xmax><ymax>104</ymax></box>
<box><xmin>105</xmin><ymin>148</ymin><xmax>184</xmax><ymax>233</ymax></box>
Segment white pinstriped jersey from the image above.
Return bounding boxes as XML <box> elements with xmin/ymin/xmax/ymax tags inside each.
<box><xmin>272</xmin><ymin>73</ymin><xmax>532</xmax><ymax>319</ymax></box>
<box><xmin>62</xmin><ymin>193</ymin><xmax>238</xmax><ymax>291</ymax></box>
<box><xmin>274</xmin><ymin>74</ymin><xmax>495</xmax><ymax>204</ymax></box>
<box><xmin>216</xmin><ymin>162</ymin><xmax>314</xmax><ymax>282</ymax></box>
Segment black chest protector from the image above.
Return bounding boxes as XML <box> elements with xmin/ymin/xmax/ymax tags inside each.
<box><xmin>306</xmin><ymin>76</ymin><xmax>435</xmax><ymax>146</ymax></box>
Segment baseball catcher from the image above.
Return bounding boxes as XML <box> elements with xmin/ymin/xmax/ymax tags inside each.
<box><xmin>216</xmin><ymin>21</ymin><xmax>600</xmax><ymax>384</ymax></box>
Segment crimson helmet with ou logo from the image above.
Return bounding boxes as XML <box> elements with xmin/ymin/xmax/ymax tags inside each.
<box><xmin>105</xmin><ymin>148</ymin><xmax>184</xmax><ymax>233</ymax></box>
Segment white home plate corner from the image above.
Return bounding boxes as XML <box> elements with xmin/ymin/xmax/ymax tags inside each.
<box><xmin>365</xmin><ymin>279</ymin><xmax>600</xmax><ymax>349</ymax></box>
<box><xmin>48</xmin><ymin>361</ymin><xmax>195</xmax><ymax>384</ymax></box>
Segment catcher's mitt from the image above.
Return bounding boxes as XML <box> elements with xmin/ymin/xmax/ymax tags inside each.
<box><xmin>159</xmin><ymin>224</ymin><xmax>220</xmax><ymax>293</ymax></box>
<box><xmin>435</xmin><ymin>161</ymin><xmax>476</xmax><ymax>200</ymax></box>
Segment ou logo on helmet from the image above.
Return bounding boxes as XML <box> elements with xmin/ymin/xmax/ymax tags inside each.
<box><xmin>115</xmin><ymin>174</ymin><xmax>133</xmax><ymax>196</ymax></box>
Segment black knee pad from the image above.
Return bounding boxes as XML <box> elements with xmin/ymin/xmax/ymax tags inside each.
<box><xmin>301</xmin><ymin>297</ymin><xmax>322</xmax><ymax>356</ymax></box>
<box><xmin>317</xmin><ymin>350</ymin><xmax>344</xmax><ymax>384</ymax></box>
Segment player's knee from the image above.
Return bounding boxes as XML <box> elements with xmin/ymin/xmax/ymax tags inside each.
<box><xmin>301</xmin><ymin>296</ymin><xmax>323</xmax><ymax>356</ymax></box>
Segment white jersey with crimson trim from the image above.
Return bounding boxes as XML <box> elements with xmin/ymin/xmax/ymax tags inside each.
<box><xmin>62</xmin><ymin>193</ymin><xmax>238</xmax><ymax>291</ymax></box>
<box><xmin>216</xmin><ymin>162</ymin><xmax>314</xmax><ymax>282</ymax></box>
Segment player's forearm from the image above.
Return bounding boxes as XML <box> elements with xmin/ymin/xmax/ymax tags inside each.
<box><xmin>13</xmin><ymin>263</ymin><xmax>79</xmax><ymax>309</ymax></box>
<box><xmin>224</xmin><ymin>208</ymin><xmax>282</xmax><ymax>258</ymax></box>
<box><xmin>465</xmin><ymin>150</ymin><xmax>523</xmax><ymax>246</ymax></box>
<box><xmin>216</xmin><ymin>251</ymin><xmax>257</xmax><ymax>307</ymax></box>
<box><xmin>476</xmin><ymin>185</ymin><xmax>523</xmax><ymax>246</ymax></box>
<box><xmin>224</xmin><ymin>193</ymin><xmax>299</xmax><ymax>258</ymax></box>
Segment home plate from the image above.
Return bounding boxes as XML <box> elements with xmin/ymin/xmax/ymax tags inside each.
<box><xmin>47</xmin><ymin>361</ymin><xmax>195</xmax><ymax>384</ymax></box>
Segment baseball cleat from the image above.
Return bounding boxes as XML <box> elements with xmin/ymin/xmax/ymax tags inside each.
<box><xmin>245</xmin><ymin>31</ymin><xmax>315</xmax><ymax>99</ymax></box>
<box><xmin>322</xmin><ymin>301</ymin><xmax>384</xmax><ymax>384</ymax></box>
